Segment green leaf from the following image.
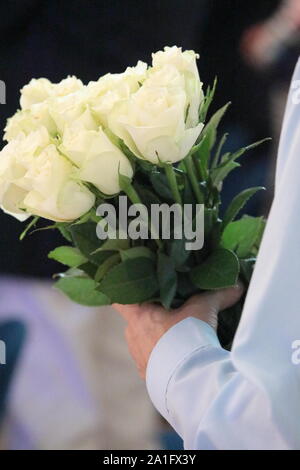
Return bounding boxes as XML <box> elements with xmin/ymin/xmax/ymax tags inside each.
<box><xmin>177</xmin><ymin>272</ymin><xmax>199</xmax><ymax>299</ymax></box>
<box><xmin>157</xmin><ymin>253</ymin><xmax>177</xmax><ymax>309</ymax></box>
<box><xmin>190</xmin><ymin>248</ymin><xmax>239</xmax><ymax>289</ymax></box>
<box><xmin>167</xmin><ymin>238</ymin><xmax>190</xmax><ymax>269</ymax></box>
<box><xmin>104</xmin><ymin>127</ymin><xmax>123</xmax><ymax>148</ymax></box>
<box><xmin>193</xmin><ymin>103</ymin><xmax>230</xmax><ymax>179</ymax></box>
<box><xmin>48</xmin><ymin>246</ymin><xmax>87</xmax><ymax>268</ymax></box>
<box><xmin>85</xmin><ymin>182</ymin><xmax>117</xmax><ymax>200</ymax></box>
<box><xmin>136</xmin><ymin>159</ymin><xmax>154</xmax><ymax>172</ymax></box>
<box><xmin>211</xmin><ymin>132</ymin><xmax>228</xmax><ymax>168</ymax></box>
<box><xmin>55</xmin><ymin>267</ymin><xmax>84</xmax><ymax>278</ymax></box>
<box><xmin>92</xmin><ymin>238</ymin><xmax>130</xmax><ymax>254</ymax></box>
<box><xmin>221</xmin><ymin>216</ymin><xmax>265</xmax><ymax>258</ymax></box>
<box><xmin>192</xmin><ymin>136</ymin><xmax>210</xmax><ymax>180</ymax></box>
<box><xmin>199</xmin><ymin>78</ymin><xmax>217</xmax><ymax>123</ymax></box>
<box><xmin>211</xmin><ymin>161</ymin><xmax>240</xmax><ymax>187</ymax></box>
<box><xmin>150</xmin><ymin>171</ymin><xmax>173</xmax><ymax>201</ymax></box>
<box><xmin>55</xmin><ymin>277</ymin><xmax>110</xmax><ymax>306</ymax></box>
<box><xmin>253</xmin><ymin>218</ymin><xmax>266</xmax><ymax>254</ymax></box>
<box><xmin>120</xmin><ymin>246</ymin><xmax>155</xmax><ymax>262</ymax></box>
<box><xmin>221</xmin><ymin>187</ymin><xmax>265</xmax><ymax>230</ymax></box>
<box><xmin>98</xmin><ymin>257</ymin><xmax>159</xmax><ymax>304</ymax></box>
<box><xmin>211</xmin><ymin>138</ymin><xmax>270</xmax><ymax>188</ymax></box>
<box><xmin>202</xmin><ymin>103</ymin><xmax>230</xmax><ymax>148</ymax></box>
<box><xmin>57</xmin><ymin>223</ymin><xmax>72</xmax><ymax>242</ymax></box>
<box><xmin>220</xmin><ymin>138</ymin><xmax>271</xmax><ymax>166</ymax></box>
<box><xmin>79</xmin><ymin>262</ymin><xmax>98</xmax><ymax>278</ymax></box>
<box><xmin>70</xmin><ymin>222</ymin><xmax>106</xmax><ymax>264</ymax></box>
<box><xmin>94</xmin><ymin>253</ymin><xmax>121</xmax><ymax>282</ymax></box>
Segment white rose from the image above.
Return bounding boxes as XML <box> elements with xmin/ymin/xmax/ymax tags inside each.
<box><xmin>0</xmin><ymin>127</ymin><xmax>50</xmax><ymax>181</ymax></box>
<box><xmin>51</xmin><ymin>76</ymin><xmax>84</xmax><ymax>97</ymax></box>
<box><xmin>49</xmin><ymin>90</ymin><xmax>97</xmax><ymax>134</ymax></box>
<box><xmin>0</xmin><ymin>129</ymin><xmax>95</xmax><ymax>222</ymax></box>
<box><xmin>22</xmin><ymin>145</ymin><xmax>95</xmax><ymax>221</ymax></box>
<box><xmin>151</xmin><ymin>46</ymin><xmax>204</xmax><ymax>127</ymax></box>
<box><xmin>0</xmin><ymin>127</ymin><xmax>51</xmax><ymax>220</ymax></box>
<box><xmin>86</xmin><ymin>61</ymin><xmax>147</xmax><ymax>127</ymax></box>
<box><xmin>0</xmin><ymin>183</ymin><xmax>30</xmax><ymax>221</ymax></box>
<box><xmin>4</xmin><ymin>102</ymin><xmax>57</xmax><ymax>141</ymax></box>
<box><xmin>20</xmin><ymin>78</ymin><xmax>53</xmax><ymax>110</ymax></box>
<box><xmin>20</xmin><ymin>76</ymin><xmax>83</xmax><ymax>110</ymax></box>
<box><xmin>4</xmin><ymin>76</ymin><xmax>86</xmax><ymax>141</ymax></box>
<box><xmin>108</xmin><ymin>63</ymin><xmax>203</xmax><ymax>164</ymax></box>
<box><xmin>60</xmin><ymin>127</ymin><xmax>133</xmax><ymax>195</ymax></box>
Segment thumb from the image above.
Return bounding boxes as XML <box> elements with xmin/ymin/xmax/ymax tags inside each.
<box><xmin>208</xmin><ymin>282</ymin><xmax>244</xmax><ymax>311</ymax></box>
<box><xmin>179</xmin><ymin>282</ymin><xmax>244</xmax><ymax>318</ymax></box>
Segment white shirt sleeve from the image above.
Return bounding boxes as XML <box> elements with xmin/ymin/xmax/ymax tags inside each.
<box><xmin>146</xmin><ymin>57</ymin><xmax>300</xmax><ymax>450</ymax></box>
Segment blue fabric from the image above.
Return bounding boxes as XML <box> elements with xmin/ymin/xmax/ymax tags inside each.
<box><xmin>159</xmin><ymin>430</ymin><xmax>183</xmax><ymax>451</ymax></box>
<box><xmin>0</xmin><ymin>320</ymin><xmax>26</xmax><ymax>421</ymax></box>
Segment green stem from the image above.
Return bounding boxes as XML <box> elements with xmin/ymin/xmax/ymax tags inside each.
<box><xmin>183</xmin><ymin>153</ymin><xmax>204</xmax><ymax>204</ymax></box>
<box><xmin>123</xmin><ymin>183</ymin><xmax>163</xmax><ymax>249</ymax></box>
<box><xmin>164</xmin><ymin>163</ymin><xmax>182</xmax><ymax>205</ymax></box>
<box><xmin>19</xmin><ymin>216</ymin><xmax>39</xmax><ymax>241</ymax></box>
<box><xmin>192</xmin><ymin>153</ymin><xmax>204</xmax><ymax>181</ymax></box>
<box><xmin>123</xmin><ymin>182</ymin><xmax>142</xmax><ymax>206</ymax></box>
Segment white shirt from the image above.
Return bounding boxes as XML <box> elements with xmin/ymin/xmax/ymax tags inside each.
<box><xmin>146</xmin><ymin>58</ymin><xmax>300</xmax><ymax>450</ymax></box>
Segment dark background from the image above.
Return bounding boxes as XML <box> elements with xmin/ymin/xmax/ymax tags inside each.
<box><xmin>0</xmin><ymin>0</ymin><xmax>291</xmax><ymax>277</ymax></box>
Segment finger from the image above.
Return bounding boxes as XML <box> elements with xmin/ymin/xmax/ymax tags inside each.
<box><xmin>113</xmin><ymin>301</ymin><xmax>163</xmax><ymax>322</ymax></box>
<box><xmin>211</xmin><ymin>282</ymin><xmax>244</xmax><ymax>311</ymax></box>
<box><xmin>179</xmin><ymin>282</ymin><xmax>244</xmax><ymax>316</ymax></box>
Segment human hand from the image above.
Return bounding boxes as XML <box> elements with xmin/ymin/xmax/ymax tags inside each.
<box><xmin>113</xmin><ymin>284</ymin><xmax>243</xmax><ymax>379</ymax></box>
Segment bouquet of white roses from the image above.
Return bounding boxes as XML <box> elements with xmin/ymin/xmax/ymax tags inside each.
<box><xmin>0</xmin><ymin>46</ymin><xmax>267</xmax><ymax>348</ymax></box>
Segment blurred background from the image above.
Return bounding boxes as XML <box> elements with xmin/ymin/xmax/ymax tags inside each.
<box><xmin>0</xmin><ymin>0</ymin><xmax>299</xmax><ymax>450</ymax></box>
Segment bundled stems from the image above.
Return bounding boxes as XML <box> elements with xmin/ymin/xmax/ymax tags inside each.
<box><xmin>192</xmin><ymin>153</ymin><xmax>205</xmax><ymax>181</ymax></box>
<box><xmin>183</xmin><ymin>153</ymin><xmax>204</xmax><ymax>204</ymax></box>
<box><xmin>164</xmin><ymin>163</ymin><xmax>182</xmax><ymax>205</ymax></box>
<box><xmin>122</xmin><ymin>182</ymin><xmax>163</xmax><ymax>249</ymax></box>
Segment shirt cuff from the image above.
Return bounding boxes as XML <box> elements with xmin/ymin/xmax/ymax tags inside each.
<box><xmin>146</xmin><ymin>316</ymin><xmax>221</xmax><ymax>420</ymax></box>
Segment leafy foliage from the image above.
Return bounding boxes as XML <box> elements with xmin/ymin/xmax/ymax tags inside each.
<box><xmin>55</xmin><ymin>277</ymin><xmax>110</xmax><ymax>306</ymax></box>
<box><xmin>157</xmin><ymin>253</ymin><xmax>177</xmax><ymax>309</ymax></box>
<box><xmin>28</xmin><ymin>80</ymin><xmax>268</xmax><ymax>346</ymax></box>
<box><xmin>190</xmin><ymin>248</ymin><xmax>239</xmax><ymax>290</ymax></box>
<box><xmin>221</xmin><ymin>216</ymin><xmax>265</xmax><ymax>258</ymax></box>
<box><xmin>98</xmin><ymin>257</ymin><xmax>159</xmax><ymax>303</ymax></box>
<box><xmin>48</xmin><ymin>246</ymin><xmax>87</xmax><ymax>268</ymax></box>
